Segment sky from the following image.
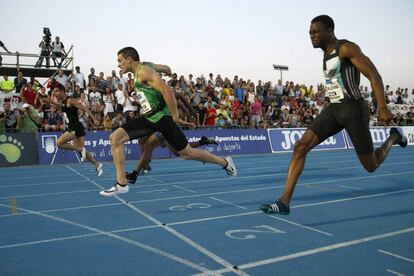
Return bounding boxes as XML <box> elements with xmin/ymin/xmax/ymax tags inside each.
<box><xmin>1</xmin><ymin>0</ymin><xmax>414</xmax><ymax>90</ymax></box>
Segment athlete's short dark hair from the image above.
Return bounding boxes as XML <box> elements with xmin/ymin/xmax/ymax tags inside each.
<box><xmin>311</xmin><ymin>15</ymin><xmax>335</xmax><ymax>31</ymax></box>
<box><xmin>118</xmin><ymin>47</ymin><xmax>140</xmax><ymax>61</ymax></box>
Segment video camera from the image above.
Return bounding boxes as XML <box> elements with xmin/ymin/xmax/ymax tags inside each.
<box><xmin>43</xmin><ymin>27</ymin><xmax>52</xmax><ymax>45</ymax></box>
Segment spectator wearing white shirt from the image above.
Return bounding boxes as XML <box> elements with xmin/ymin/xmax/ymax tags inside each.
<box><xmin>208</xmin><ymin>73</ymin><xmax>216</xmax><ymax>87</ymax></box>
<box><xmin>74</xmin><ymin>66</ymin><xmax>86</xmax><ymax>90</ymax></box>
<box><xmin>51</xmin><ymin>36</ymin><xmax>67</xmax><ymax>68</ymax></box>
<box><xmin>123</xmin><ymin>91</ymin><xmax>136</xmax><ymax>115</ymax></box>
<box><xmin>88</xmin><ymin>85</ymin><xmax>102</xmax><ymax>107</ymax></box>
<box><xmin>118</xmin><ymin>70</ymin><xmax>127</xmax><ymax>91</ymax></box>
<box><xmin>54</xmin><ymin>69</ymin><xmax>68</xmax><ymax>87</ymax></box>
<box><xmin>103</xmin><ymin>86</ymin><xmax>115</xmax><ymax>116</ymax></box>
<box><xmin>280</xmin><ymin>100</ymin><xmax>290</xmax><ymax>112</ymax></box>
<box><xmin>388</xmin><ymin>91</ymin><xmax>397</xmax><ymax>104</ymax></box>
<box><xmin>114</xmin><ymin>83</ymin><xmax>126</xmax><ymax>113</ymax></box>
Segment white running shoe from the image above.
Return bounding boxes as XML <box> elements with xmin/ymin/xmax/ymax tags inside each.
<box><xmin>99</xmin><ymin>183</ymin><xmax>129</xmax><ymax>197</ymax></box>
<box><xmin>224</xmin><ymin>156</ymin><xmax>237</xmax><ymax>177</ymax></box>
<box><xmin>80</xmin><ymin>147</ymin><xmax>87</xmax><ymax>162</ymax></box>
<box><xmin>96</xmin><ymin>163</ymin><xmax>103</xmax><ymax>176</ymax></box>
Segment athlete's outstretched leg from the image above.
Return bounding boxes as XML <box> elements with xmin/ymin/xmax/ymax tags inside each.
<box><xmin>109</xmin><ymin>128</ymin><xmax>130</xmax><ymax>184</ymax></box>
<box><xmin>260</xmin><ymin>129</ymin><xmax>320</xmax><ymax>215</ymax></box>
<box><xmin>280</xmin><ymin>130</ymin><xmax>320</xmax><ymax>204</ymax></box>
<box><xmin>178</xmin><ymin>145</ymin><xmax>237</xmax><ymax>177</ymax></box>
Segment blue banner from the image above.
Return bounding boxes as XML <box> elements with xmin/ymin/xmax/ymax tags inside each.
<box><xmin>184</xmin><ymin>129</ymin><xmax>271</xmax><ymax>156</ymax></box>
<box><xmin>344</xmin><ymin>127</ymin><xmax>396</xmax><ymax>149</ymax></box>
<box><xmin>267</xmin><ymin>128</ymin><xmax>347</xmax><ymax>153</ymax></box>
<box><xmin>37</xmin><ymin>131</ymin><xmax>172</xmax><ymax>165</ymax></box>
<box><xmin>0</xmin><ymin>132</ymin><xmax>38</xmax><ymax>167</ymax></box>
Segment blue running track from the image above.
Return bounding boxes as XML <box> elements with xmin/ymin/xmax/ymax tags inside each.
<box><xmin>0</xmin><ymin>147</ymin><xmax>413</xmax><ymax>275</ymax></box>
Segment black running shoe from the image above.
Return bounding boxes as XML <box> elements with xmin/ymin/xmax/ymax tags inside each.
<box><xmin>390</xmin><ymin>127</ymin><xmax>408</xmax><ymax>147</ymax></box>
<box><xmin>125</xmin><ymin>171</ymin><xmax>138</xmax><ymax>184</ymax></box>
<box><xmin>259</xmin><ymin>200</ymin><xmax>290</xmax><ymax>215</ymax></box>
<box><xmin>199</xmin><ymin>136</ymin><xmax>218</xmax><ymax>146</ymax></box>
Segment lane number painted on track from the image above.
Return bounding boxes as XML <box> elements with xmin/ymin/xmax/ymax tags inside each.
<box><xmin>169</xmin><ymin>203</ymin><xmax>211</xmax><ymax>212</ymax></box>
<box><xmin>225</xmin><ymin>225</ymin><xmax>286</xmax><ymax>240</ymax></box>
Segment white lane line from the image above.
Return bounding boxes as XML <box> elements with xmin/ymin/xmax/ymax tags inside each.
<box><xmin>147</xmin><ymin>176</ymin><xmax>165</xmax><ymax>184</ymax></box>
<box><xmin>268</xmin><ymin>216</ymin><xmax>332</xmax><ymax>236</ymax></box>
<box><xmin>386</xmin><ymin>269</ymin><xmax>407</xmax><ymax>276</ymax></box>
<box><xmin>135</xmin><ymin>188</ymin><xmax>168</xmax><ymax>194</ymax></box>
<box><xmin>291</xmin><ymin>188</ymin><xmax>414</xmax><ymax>209</ymax></box>
<box><xmin>0</xmin><ymin>202</ymin><xmax>211</xmax><ymax>274</ymax></box>
<box><xmin>0</xmin><ymin>188</ymin><xmax>98</xmax><ymax>199</ymax></box>
<box><xmin>3</xmin><ymin>168</ymin><xmax>413</xmax><ymax>200</ymax></box>
<box><xmin>338</xmin><ymin>185</ymin><xmax>363</xmax><ymax>191</ymax></box>
<box><xmin>210</xmin><ymin>226</ymin><xmax>414</xmax><ymax>274</ymax></box>
<box><xmin>173</xmin><ymin>185</ymin><xmax>197</xmax><ymax>194</ymax></box>
<box><xmin>169</xmin><ymin>212</ymin><xmax>260</xmax><ymax>226</ymax></box>
<box><xmin>65</xmin><ymin>165</ymin><xmax>247</xmax><ymax>276</ymax></box>
<box><xmin>209</xmin><ymin>197</ymin><xmax>247</xmax><ymax>210</ymax></box>
<box><xmin>0</xmin><ymin>179</ymin><xmax>89</xmax><ymax>189</ymax></box>
<box><xmin>0</xmin><ymin>233</ymin><xmax>101</xmax><ymax>249</ymax></box>
<box><xmin>378</xmin><ymin>249</ymin><xmax>414</xmax><ymax>263</ymax></box>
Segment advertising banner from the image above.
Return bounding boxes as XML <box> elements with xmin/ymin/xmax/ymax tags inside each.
<box><xmin>0</xmin><ymin>132</ymin><xmax>38</xmax><ymax>167</ymax></box>
<box><xmin>37</xmin><ymin>131</ymin><xmax>171</xmax><ymax>165</ymax></box>
<box><xmin>267</xmin><ymin>128</ymin><xmax>347</xmax><ymax>153</ymax></box>
<box><xmin>343</xmin><ymin>127</ymin><xmax>412</xmax><ymax>149</ymax></box>
<box><xmin>184</xmin><ymin>129</ymin><xmax>272</xmax><ymax>156</ymax></box>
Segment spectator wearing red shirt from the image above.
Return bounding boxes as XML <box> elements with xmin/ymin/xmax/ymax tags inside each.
<box><xmin>19</xmin><ymin>84</ymin><xmax>37</xmax><ymax>105</ymax></box>
<box><xmin>47</xmin><ymin>77</ymin><xmax>60</xmax><ymax>92</ymax></box>
<box><xmin>204</xmin><ymin>81</ymin><xmax>215</xmax><ymax>98</ymax></box>
<box><xmin>205</xmin><ymin>102</ymin><xmax>217</xmax><ymax>126</ymax></box>
<box><xmin>232</xmin><ymin>97</ymin><xmax>241</xmax><ymax>121</ymax></box>
<box><xmin>127</xmin><ymin>73</ymin><xmax>134</xmax><ymax>92</ymax></box>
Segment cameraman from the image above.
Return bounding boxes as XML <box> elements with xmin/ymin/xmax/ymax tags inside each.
<box><xmin>35</xmin><ymin>36</ymin><xmax>52</xmax><ymax>68</ymax></box>
<box><xmin>51</xmin><ymin>36</ymin><xmax>67</xmax><ymax>68</ymax></box>
<box><xmin>17</xmin><ymin>103</ymin><xmax>40</xmax><ymax>134</ymax></box>
<box><xmin>0</xmin><ymin>102</ymin><xmax>19</xmax><ymax>133</ymax></box>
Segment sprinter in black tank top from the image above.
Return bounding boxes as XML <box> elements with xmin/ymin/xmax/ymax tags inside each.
<box><xmin>260</xmin><ymin>15</ymin><xmax>407</xmax><ymax>215</ymax></box>
<box><xmin>49</xmin><ymin>86</ymin><xmax>104</xmax><ymax>176</ymax></box>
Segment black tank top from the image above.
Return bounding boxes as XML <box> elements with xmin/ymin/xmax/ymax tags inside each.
<box><xmin>61</xmin><ymin>97</ymin><xmax>78</xmax><ymax>125</ymax></box>
<box><xmin>323</xmin><ymin>39</ymin><xmax>361</xmax><ymax>102</ymax></box>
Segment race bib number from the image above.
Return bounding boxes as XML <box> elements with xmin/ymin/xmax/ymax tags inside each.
<box><xmin>325</xmin><ymin>79</ymin><xmax>345</xmax><ymax>103</ymax></box>
<box><xmin>136</xmin><ymin>90</ymin><xmax>153</xmax><ymax>114</ymax></box>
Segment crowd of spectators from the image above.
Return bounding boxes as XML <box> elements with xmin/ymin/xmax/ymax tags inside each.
<box><xmin>1</xmin><ymin>66</ymin><xmax>414</xmax><ymax>133</ymax></box>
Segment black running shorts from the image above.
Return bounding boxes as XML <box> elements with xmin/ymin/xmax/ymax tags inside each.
<box><xmin>67</xmin><ymin>121</ymin><xmax>86</xmax><ymax>137</ymax></box>
<box><xmin>309</xmin><ymin>98</ymin><xmax>373</xmax><ymax>155</ymax></box>
<box><xmin>122</xmin><ymin>116</ymin><xmax>188</xmax><ymax>151</ymax></box>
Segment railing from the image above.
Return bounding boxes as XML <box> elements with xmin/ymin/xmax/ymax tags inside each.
<box><xmin>0</xmin><ymin>46</ymin><xmax>73</xmax><ymax>69</ymax></box>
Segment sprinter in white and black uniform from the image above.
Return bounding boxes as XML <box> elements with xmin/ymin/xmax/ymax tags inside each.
<box><xmin>260</xmin><ymin>15</ymin><xmax>407</xmax><ymax>215</ymax></box>
<box><xmin>51</xmin><ymin>85</ymin><xmax>103</xmax><ymax>176</ymax></box>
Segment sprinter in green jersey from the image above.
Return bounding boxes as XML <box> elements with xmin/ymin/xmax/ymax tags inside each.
<box><xmin>100</xmin><ymin>47</ymin><xmax>237</xmax><ymax>196</ymax></box>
